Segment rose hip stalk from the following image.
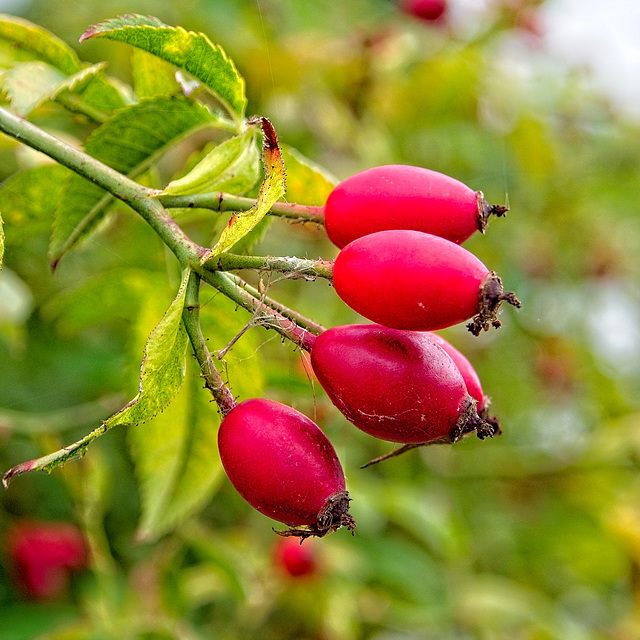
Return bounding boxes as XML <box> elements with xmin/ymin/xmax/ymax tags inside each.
<box><xmin>218</xmin><ymin>398</ymin><xmax>355</xmax><ymax>538</ymax></box>
<box><xmin>333</xmin><ymin>229</ymin><xmax>521</xmax><ymax>335</ymax></box>
<box><xmin>323</xmin><ymin>165</ymin><xmax>507</xmax><ymax>249</ymax></box>
<box><xmin>309</xmin><ymin>324</ymin><xmax>498</xmax><ymax>466</ymax></box>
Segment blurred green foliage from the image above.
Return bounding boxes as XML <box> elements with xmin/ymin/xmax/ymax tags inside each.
<box><xmin>2</xmin><ymin>1</ymin><xmax>640</xmax><ymax>639</ymax></box>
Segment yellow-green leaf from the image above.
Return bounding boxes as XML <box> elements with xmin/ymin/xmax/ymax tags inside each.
<box><xmin>204</xmin><ymin>117</ymin><xmax>285</xmax><ymax>259</ymax></box>
<box><xmin>160</xmin><ymin>126</ymin><xmax>259</xmax><ymax>197</ymax></box>
<box><xmin>0</xmin><ymin>14</ymin><xmax>82</xmax><ymax>75</ymax></box>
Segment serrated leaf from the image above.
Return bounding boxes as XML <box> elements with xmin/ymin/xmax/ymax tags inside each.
<box><xmin>103</xmin><ymin>270</ymin><xmax>190</xmax><ymax>429</ymax></box>
<box><xmin>0</xmin><ymin>165</ymin><xmax>69</xmax><ymax>242</ymax></box>
<box><xmin>281</xmin><ymin>145</ymin><xmax>338</xmax><ymax>205</ymax></box>
<box><xmin>130</xmin><ymin>292</ymin><xmax>264</xmax><ymax>540</ymax></box>
<box><xmin>49</xmin><ymin>95</ymin><xmax>215</xmax><ymax>267</ymax></box>
<box><xmin>80</xmin><ymin>14</ymin><xmax>247</xmax><ymax>126</ymax></box>
<box><xmin>204</xmin><ymin>117</ymin><xmax>285</xmax><ymax>259</ymax></box>
<box><xmin>0</xmin><ymin>14</ymin><xmax>82</xmax><ymax>75</ymax></box>
<box><xmin>2</xmin><ymin>272</ymin><xmax>190</xmax><ymax>487</ymax></box>
<box><xmin>160</xmin><ymin>126</ymin><xmax>259</xmax><ymax>197</ymax></box>
<box><xmin>3</xmin><ymin>60</ymin><xmax>107</xmax><ymax>116</ymax></box>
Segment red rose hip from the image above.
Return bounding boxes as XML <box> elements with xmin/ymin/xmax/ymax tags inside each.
<box><xmin>309</xmin><ymin>324</ymin><xmax>497</xmax><ymax>447</ymax></box>
<box><xmin>399</xmin><ymin>0</ymin><xmax>448</xmax><ymax>22</ymax></box>
<box><xmin>323</xmin><ymin>165</ymin><xmax>507</xmax><ymax>249</ymax></box>
<box><xmin>332</xmin><ymin>230</ymin><xmax>521</xmax><ymax>334</ymax></box>
<box><xmin>426</xmin><ymin>332</ymin><xmax>500</xmax><ymax>427</ymax></box>
<box><xmin>5</xmin><ymin>520</ymin><xmax>88</xmax><ymax>600</ymax></box>
<box><xmin>218</xmin><ymin>398</ymin><xmax>355</xmax><ymax>538</ymax></box>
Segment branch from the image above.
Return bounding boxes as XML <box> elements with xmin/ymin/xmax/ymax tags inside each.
<box><xmin>0</xmin><ymin>106</ymin><xmax>205</xmax><ymax>268</ymax></box>
<box><xmin>158</xmin><ymin>191</ymin><xmax>326</xmax><ymax>224</ymax></box>
<box><xmin>182</xmin><ymin>271</ymin><xmax>237</xmax><ymax>416</ymax></box>
<box><xmin>199</xmin><ymin>270</ymin><xmax>318</xmax><ymax>351</ymax></box>
<box><xmin>204</xmin><ymin>253</ymin><xmax>334</xmax><ymax>280</ymax></box>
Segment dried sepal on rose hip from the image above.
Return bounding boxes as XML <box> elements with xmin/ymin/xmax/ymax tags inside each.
<box><xmin>218</xmin><ymin>398</ymin><xmax>355</xmax><ymax>539</ymax></box>
<box><xmin>323</xmin><ymin>165</ymin><xmax>508</xmax><ymax>249</ymax></box>
<box><xmin>332</xmin><ymin>230</ymin><xmax>521</xmax><ymax>335</ymax></box>
<box><xmin>308</xmin><ymin>324</ymin><xmax>499</xmax><ymax>466</ymax></box>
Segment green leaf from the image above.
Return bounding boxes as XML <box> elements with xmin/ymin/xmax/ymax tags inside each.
<box><xmin>0</xmin><ymin>212</ymin><xmax>4</xmax><ymax>271</ymax></box>
<box><xmin>3</xmin><ymin>61</ymin><xmax>107</xmax><ymax>116</ymax></box>
<box><xmin>130</xmin><ymin>292</ymin><xmax>264</xmax><ymax>540</ymax></box>
<box><xmin>204</xmin><ymin>117</ymin><xmax>285</xmax><ymax>259</ymax></box>
<box><xmin>0</xmin><ymin>165</ymin><xmax>69</xmax><ymax>242</ymax></box>
<box><xmin>281</xmin><ymin>145</ymin><xmax>338</xmax><ymax>205</ymax></box>
<box><xmin>104</xmin><ymin>270</ymin><xmax>190</xmax><ymax>429</ymax></box>
<box><xmin>131</xmin><ymin>48</ymin><xmax>179</xmax><ymax>99</ymax></box>
<box><xmin>80</xmin><ymin>14</ymin><xmax>247</xmax><ymax>126</ymax></box>
<box><xmin>160</xmin><ymin>126</ymin><xmax>259</xmax><ymax>197</ymax></box>
<box><xmin>2</xmin><ymin>272</ymin><xmax>191</xmax><ymax>487</ymax></box>
<box><xmin>49</xmin><ymin>95</ymin><xmax>216</xmax><ymax>267</ymax></box>
<box><xmin>0</xmin><ymin>14</ymin><xmax>82</xmax><ymax>75</ymax></box>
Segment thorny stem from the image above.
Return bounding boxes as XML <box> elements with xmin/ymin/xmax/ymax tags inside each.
<box><xmin>199</xmin><ymin>270</ymin><xmax>319</xmax><ymax>351</ymax></box>
<box><xmin>224</xmin><ymin>273</ymin><xmax>326</xmax><ymax>336</ymax></box>
<box><xmin>158</xmin><ymin>191</ymin><xmax>326</xmax><ymax>224</ymax></box>
<box><xmin>204</xmin><ymin>253</ymin><xmax>334</xmax><ymax>280</ymax></box>
<box><xmin>182</xmin><ymin>271</ymin><xmax>237</xmax><ymax>416</ymax></box>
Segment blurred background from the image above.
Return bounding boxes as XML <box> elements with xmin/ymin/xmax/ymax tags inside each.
<box><xmin>1</xmin><ymin>0</ymin><xmax>640</xmax><ymax>638</ymax></box>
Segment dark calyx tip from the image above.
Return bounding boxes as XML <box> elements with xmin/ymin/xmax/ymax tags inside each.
<box><xmin>477</xmin><ymin>191</ymin><xmax>509</xmax><ymax>233</ymax></box>
<box><xmin>452</xmin><ymin>397</ymin><xmax>502</xmax><ymax>442</ymax></box>
<box><xmin>274</xmin><ymin>490</ymin><xmax>356</xmax><ymax>539</ymax></box>
<box><xmin>467</xmin><ymin>271</ymin><xmax>521</xmax><ymax>336</ymax></box>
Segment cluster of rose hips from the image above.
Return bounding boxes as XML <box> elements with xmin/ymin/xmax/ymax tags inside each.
<box><xmin>218</xmin><ymin>164</ymin><xmax>520</xmax><ymax>539</ymax></box>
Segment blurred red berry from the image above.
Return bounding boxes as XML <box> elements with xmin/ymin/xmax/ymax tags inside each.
<box><xmin>5</xmin><ymin>520</ymin><xmax>88</xmax><ymax>599</ymax></box>
<box><xmin>399</xmin><ymin>0</ymin><xmax>448</xmax><ymax>23</ymax></box>
<box><xmin>273</xmin><ymin>537</ymin><xmax>318</xmax><ymax>579</ymax></box>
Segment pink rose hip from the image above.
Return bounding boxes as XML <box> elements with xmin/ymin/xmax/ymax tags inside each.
<box><xmin>426</xmin><ymin>332</ymin><xmax>500</xmax><ymax>427</ymax></box>
<box><xmin>332</xmin><ymin>230</ymin><xmax>521</xmax><ymax>335</ymax></box>
<box><xmin>323</xmin><ymin>165</ymin><xmax>507</xmax><ymax>249</ymax></box>
<box><xmin>218</xmin><ymin>398</ymin><xmax>355</xmax><ymax>538</ymax></box>
<box><xmin>309</xmin><ymin>324</ymin><xmax>498</xmax><ymax>448</ymax></box>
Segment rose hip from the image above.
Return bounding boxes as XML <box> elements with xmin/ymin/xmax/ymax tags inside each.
<box><xmin>309</xmin><ymin>324</ymin><xmax>497</xmax><ymax>448</ymax></box>
<box><xmin>218</xmin><ymin>398</ymin><xmax>355</xmax><ymax>538</ymax></box>
<box><xmin>323</xmin><ymin>165</ymin><xmax>507</xmax><ymax>249</ymax></box>
<box><xmin>332</xmin><ymin>229</ymin><xmax>521</xmax><ymax>335</ymax></box>
<box><xmin>426</xmin><ymin>332</ymin><xmax>500</xmax><ymax>428</ymax></box>
<box><xmin>399</xmin><ymin>0</ymin><xmax>448</xmax><ymax>22</ymax></box>
<box><xmin>5</xmin><ymin>520</ymin><xmax>88</xmax><ymax>600</ymax></box>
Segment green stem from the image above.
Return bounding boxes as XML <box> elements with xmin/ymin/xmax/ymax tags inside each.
<box><xmin>204</xmin><ymin>252</ymin><xmax>334</xmax><ymax>280</ymax></box>
<box><xmin>0</xmin><ymin>106</ymin><xmax>204</xmax><ymax>269</ymax></box>
<box><xmin>200</xmin><ymin>270</ymin><xmax>318</xmax><ymax>351</ymax></box>
<box><xmin>224</xmin><ymin>272</ymin><xmax>326</xmax><ymax>335</ymax></box>
<box><xmin>182</xmin><ymin>271</ymin><xmax>237</xmax><ymax>416</ymax></box>
<box><xmin>158</xmin><ymin>191</ymin><xmax>326</xmax><ymax>224</ymax></box>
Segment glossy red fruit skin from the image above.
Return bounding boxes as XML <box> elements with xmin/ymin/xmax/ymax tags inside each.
<box><xmin>324</xmin><ymin>165</ymin><xmax>495</xmax><ymax>249</ymax></box>
<box><xmin>5</xmin><ymin>521</ymin><xmax>88</xmax><ymax>600</ymax></box>
<box><xmin>310</xmin><ymin>324</ymin><xmax>479</xmax><ymax>444</ymax></box>
<box><xmin>425</xmin><ymin>332</ymin><xmax>500</xmax><ymax>427</ymax></box>
<box><xmin>218</xmin><ymin>399</ymin><xmax>352</xmax><ymax>534</ymax></box>
<box><xmin>425</xmin><ymin>333</ymin><xmax>484</xmax><ymax>405</ymax></box>
<box><xmin>334</xmin><ymin>230</ymin><xmax>519</xmax><ymax>334</ymax></box>
<box><xmin>400</xmin><ymin>0</ymin><xmax>447</xmax><ymax>22</ymax></box>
